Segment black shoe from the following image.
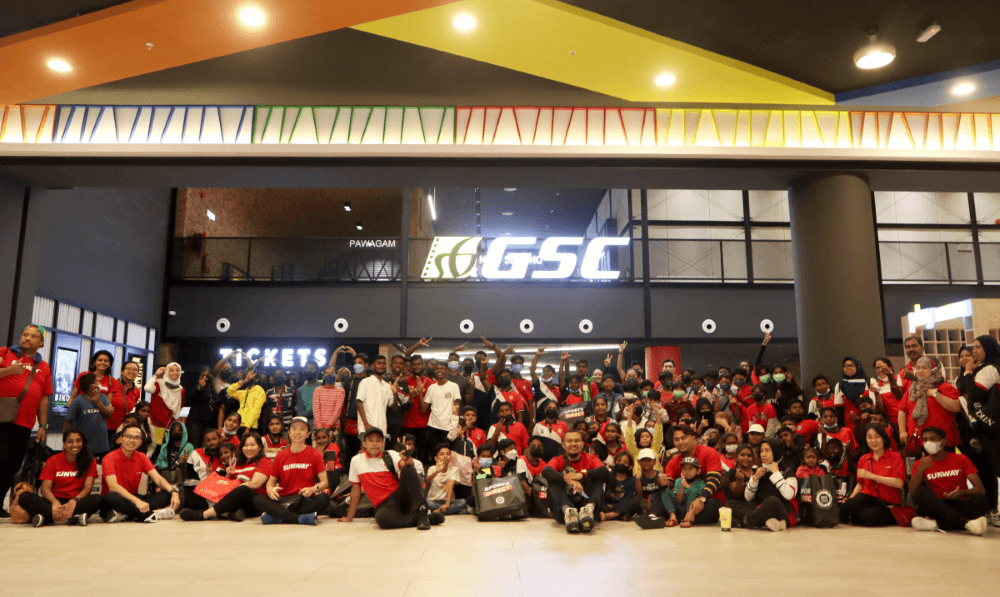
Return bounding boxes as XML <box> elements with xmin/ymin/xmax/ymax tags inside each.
<box><xmin>227</xmin><ymin>509</ymin><xmax>246</xmax><ymax>522</ymax></box>
<box><xmin>635</xmin><ymin>514</ymin><xmax>666</xmax><ymax>530</ymax></box>
<box><xmin>179</xmin><ymin>508</ymin><xmax>203</xmax><ymax>522</ymax></box>
<box><xmin>0</xmin><ymin>508</ymin><xmax>10</xmax><ymax>519</ymax></box>
<box><xmin>429</xmin><ymin>512</ymin><xmax>445</xmax><ymax>526</ymax></box>
<box><xmin>138</xmin><ymin>510</ymin><xmax>157</xmax><ymax>523</ymax></box>
<box><xmin>30</xmin><ymin>514</ymin><xmax>45</xmax><ymax>527</ymax></box>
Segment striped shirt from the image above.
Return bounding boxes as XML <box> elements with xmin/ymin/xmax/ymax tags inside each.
<box><xmin>313</xmin><ymin>385</ymin><xmax>346</xmax><ymax>430</ymax></box>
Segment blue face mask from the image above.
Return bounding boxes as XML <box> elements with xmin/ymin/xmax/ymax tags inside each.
<box><xmin>323</xmin><ymin>374</ymin><xmax>337</xmax><ymax>385</ymax></box>
<box><xmin>448</xmin><ymin>361</ymin><xmax>460</xmax><ymax>371</ymax></box>
<box><xmin>511</xmin><ymin>364</ymin><xmax>523</xmax><ymax>374</ymax></box>
<box><xmin>353</xmin><ymin>363</ymin><xmax>365</xmax><ymax>374</ymax></box>
<box><xmin>479</xmin><ymin>458</ymin><xmax>493</xmax><ymax>468</ymax></box>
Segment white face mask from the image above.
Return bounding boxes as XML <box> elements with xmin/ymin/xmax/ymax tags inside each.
<box><xmin>541</xmin><ymin>376</ymin><xmax>554</xmax><ymax>385</ymax></box>
<box><xmin>923</xmin><ymin>440</ymin><xmax>943</xmax><ymax>456</ymax></box>
<box><xmin>505</xmin><ymin>450</ymin><xmax>517</xmax><ymax>461</ymax></box>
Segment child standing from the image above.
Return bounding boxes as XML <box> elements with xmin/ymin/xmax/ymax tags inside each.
<box><xmin>665</xmin><ymin>456</ymin><xmax>706</xmax><ymax>528</ymax></box>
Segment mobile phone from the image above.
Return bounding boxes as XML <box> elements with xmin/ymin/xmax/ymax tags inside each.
<box><xmin>402</xmin><ymin>448</ymin><xmax>414</xmax><ymax>458</ymax></box>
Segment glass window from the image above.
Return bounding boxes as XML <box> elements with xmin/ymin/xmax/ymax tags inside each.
<box><xmin>874</xmin><ymin>192</ymin><xmax>969</xmax><ymax>225</ymax></box>
<box><xmin>749</xmin><ymin>227</ymin><xmax>792</xmax><ymax>281</ymax></box>
<box><xmin>974</xmin><ymin>193</ymin><xmax>1000</xmax><ymax>225</ymax></box>
<box><xmin>877</xmin><ymin>229</ymin><xmax>976</xmax><ymax>284</ymax></box>
<box><xmin>748</xmin><ymin>190</ymin><xmax>789</xmax><ymax>223</ymax></box>
<box><xmin>639</xmin><ymin>189</ymin><xmax>743</xmax><ymax>221</ymax></box>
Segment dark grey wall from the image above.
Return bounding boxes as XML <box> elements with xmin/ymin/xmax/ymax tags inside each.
<box><xmin>650</xmin><ymin>286</ymin><xmax>797</xmax><ymax>340</ymax></box>
<box><xmin>0</xmin><ymin>183</ymin><xmax>25</xmax><ymax>342</ymax></box>
<box><xmin>32</xmin><ymin>188</ymin><xmax>171</xmax><ymax>328</ymax></box>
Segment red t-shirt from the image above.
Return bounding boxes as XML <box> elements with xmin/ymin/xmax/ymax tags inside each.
<box><xmin>74</xmin><ymin>373</ymin><xmax>123</xmax><ymax>429</ymax></box>
<box><xmin>230</xmin><ymin>457</ymin><xmax>272</xmax><ymax>495</ymax></box>
<box><xmin>110</xmin><ymin>381</ymin><xmax>140</xmax><ymax>431</ymax></box>
<box><xmin>323</xmin><ymin>442</ymin><xmax>343</xmax><ymax>473</ymax></box>
<box><xmin>856</xmin><ymin>450</ymin><xmax>905</xmax><ymax>504</ymax></box>
<box><xmin>0</xmin><ymin>348</ymin><xmax>53</xmax><ymax>429</ymax></box>
<box><xmin>496</xmin><ymin>388</ymin><xmax>527</xmax><ymax>413</ymax></box>
<box><xmin>348</xmin><ymin>450</ymin><xmax>404</xmax><ymax>508</ymax></box>
<box><xmin>101</xmin><ymin>448</ymin><xmax>155</xmax><ymax>496</ymax></box>
<box><xmin>219</xmin><ymin>430</ymin><xmax>241</xmax><ymax>448</ymax></box>
<box><xmin>869</xmin><ymin>378</ymin><xmax>902</xmax><ymax>425</ymax></box>
<box><xmin>149</xmin><ymin>384</ymin><xmax>185</xmax><ymax>428</ymax></box>
<box><xmin>455</xmin><ymin>427</ymin><xmax>487</xmax><ymax>448</ymax></box>
<box><xmin>401</xmin><ymin>375</ymin><xmax>433</xmax><ymax>428</ymax></box>
<box><xmin>519</xmin><ymin>455</ymin><xmax>547</xmax><ymax>480</ymax></box>
<box><xmin>921</xmin><ymin>453</ymin><xmax>978</xmax><ymax>499</ymax></box>
<box><xmin>270</xmin><ymin>446</ymin><xmax>325</xmax><ymax>497</ymax></box>
<box><xmin>547</xmin><ymin>452</ymin><xmax>605</xmax><ymax>474</ymax></box>
<box><xmin>746</xmin><ymin>403</ymin><xmax>776</xmax><ymax>429</ymax></box>
<box><xmin>901</xmin><ymin>383</ymin><xmax>961</xmax><ymax>446</ymax></box>
<box><xmin>487</xmin><ymin>421</ymin><xmax>529</xmax><ymax>455</ymax></box>
<box><xmin>814</xmin><ymin>427</ymin><xmax>854</xmax><ymax>451</ymax></box>
<box><xmin>511</xmin><ymin>378</ymin><xmax>533</xmax><ymax>409</ymax></box>
<box><xmin>40</xmin><ymin>452</ymin><xmax>97</xmax><ymax>499</ymax></box>
<box><xmin>665</xmin><ymin>445</ymin><xmax>725</xmax><ymax>502</ymax></box>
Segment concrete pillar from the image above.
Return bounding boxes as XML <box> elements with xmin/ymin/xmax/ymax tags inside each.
<box><xmin>788</xmin><ymin>174</ymin><xmax>883</xmax><ymax>382</ymax></box>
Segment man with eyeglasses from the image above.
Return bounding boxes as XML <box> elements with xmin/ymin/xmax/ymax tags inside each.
<box><xmin>100</xmin><ymin>423</ymin><xmax>180</xmax><ymax>522</ymax></box>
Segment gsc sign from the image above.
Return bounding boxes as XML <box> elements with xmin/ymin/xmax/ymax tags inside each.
<box><xmin>422</xmin><ymin>236</ymin><xmax>630</xmax><ymax>280</ymax></box>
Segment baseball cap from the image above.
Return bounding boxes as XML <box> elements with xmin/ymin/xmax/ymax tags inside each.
<box><xmin>637</xmin><ymin>448</ymin><xmax>657</xmax><ymax>461</ymax></box>
<box><xmin>681</xmin><ymin>456</ymin><xmax>701</xmax><ymax>468</ymax></box>
<box><xmin>362</xmin><ymin>426</ymin><xmax>385</xmax><ymax>439</ymax></box>
<box><xmin>748</xmin><ymin>424</ymin><xmax>766</xmax><ymax>434</ymax></box>
<box><xmin>289</xmin><ymin>416</ymin><xmax>311</xmax><ymax>430</ymax></box>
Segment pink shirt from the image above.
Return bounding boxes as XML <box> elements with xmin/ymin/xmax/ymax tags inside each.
<box><xmin>313</xmin><ymin>385</ymin><xmax>345</xmax><ymax>430</ymax></box>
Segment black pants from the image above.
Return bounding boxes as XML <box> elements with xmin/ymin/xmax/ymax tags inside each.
<box><xmin>182</xmin><ymin>486</ymin><xmax>208</xmax><ymax>511</ymax></box>
<box><xmin>543</xmin><ymin>466</ymin><xmax>609</xmax><ymax>523</ymax></box>
<box><xmin>976</xmin><ymin>438</ymin><xmax>1000</xmax><ymax>511</ymax></box>
<box><xmin>342</xmin><ymin>434</ymin><xmax>360</xmax><ymax>465</ymax></box>
<box><xmin>373</xmin><ymin>465</ymin><xmax>429</xmax><ymax>529</ymax></box>
<box><xmin>402</xmin><ymin>427</ymin><xmax>430</xmax><ymax>465</ymax></box>
<box><xmin>251</xmin><ymin>492</ymin><xmax>331</xmax><ymax>524</ymax></box>
<box><xmin>186</xmin><ymin>421</ymin><xmax>206</xmax><ymax>449</ymax></box>
<box><xmin>745</xmin><ymin>496</ymin><xmax>791</xmax><ymax>528</ymax></box>
<box><xmin>101</xmin><ymin>491</ymin><xmax>172</xmax><ymax>521</ymax></box>
<box><xmin>19</xmin><ymin>492</ymin><xmax>102</xmax><ymax>523</ymax></box>
<box><xmin>841</xmin><ymin>492</ymin><xmax>896</xmax><ymax>527</ymax></box>
<box><xmin>913</xmin><ymin>486</ymin><xmax>989</xmax><ymax>530</ymax></box>
<box><xmin>0</xmin><ymin>422</ymin><xmax>31</xmax><ymax>509</ymax></box>
<box><xmin>210</xmin><ymin>485</ymin><xmax>261</xmax><ymax>517</ymax></box>
<box><xmin>602</xmin><ymin>495</ymin><xmax>641</xmax><ymax>519</ymax></box>
<box><xmin>427</xmin><ymin>428</ymin><xmax>450</xmax><ymax>457</ymax></box>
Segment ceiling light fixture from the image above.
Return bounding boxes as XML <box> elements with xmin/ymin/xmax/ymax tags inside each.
<box><xmin>356</xmin><ymin>222</ymin><xmax>363</xmax><ymax>231</ymax></box>
<box><xmin>343</xmin><ymin>202</ymin><xmax>351</xmax><ymax>212</ymax></box>
<box><xmin>428</xmin><ymin>194</ymin><xmax>436</xmax><ymax>221</ymax></box>
<box><xmin>453</xmin><ymin>14</ymin><xmax>477</xmax><ymax>31</ymax></box>
<box><xmin>916</xmin><ymin>20</ymin><xmax>940</xmax><ymax>43</ymax></box>
<box><xmin>655</xmin><ymin>73</ymin><xmax>676</xmax><ymax>87</ymax></box>
<box><xmin>501</xmin><ymin>211</ymin><xmax>514</xmax><ymax>216</ymax></box>
<box><xmin>239</xmin><ymin>7</ymin><xmax>266</xmax><ymax>27</ymax></box>
<box><xmin>47</xmin><ymin>59</ymin><xmax>71</xmax><ymax>72</ymax></box>
<box><xmin>504</xmin><ymin>188</ymin><xmax>517</xmax><ymax>191</ymax></box>
<box><xmin>952</xmin><ymin>83</ymin><xmax>975</xmax><ymax>95</ymax></box>
<box><xmin>854</xmin><ymin>27</ymin><xmax>895</xmax><ymax>70</ymax></box>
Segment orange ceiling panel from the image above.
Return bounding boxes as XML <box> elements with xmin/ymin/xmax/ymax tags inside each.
<box><xmin>0</xmin><ymin>0</ymin><xmax>462</xmax><ymax>104</ymax></box>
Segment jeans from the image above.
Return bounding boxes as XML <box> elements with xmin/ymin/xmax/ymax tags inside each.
<box><xmin>19</xmin><ymin>492</ymin><xmax>102</xmax><ymax>523</ymax></box>
<box><xmin>841</xmin><ymin>492</ymin><xmax>896</xmax><ymax>527</ymax></box>
<box><xmin>913</xmin><ymin>486</ymin><xmax>989</xmax><ymax>530</ymax></box>
<box><xmin>426</xmin><ymin>498</ymin><xmax>467</xmax><ymax>515</ymax></box>
<box><xmin>101</xmin><ymin>491</ymin><xmax>172</xmax><ymax>521</ymax></box>
<box><xmin>373</xmin><ymin>465</ymin><xmax>429</xmax><ymax>529</ymax></box>
<box><xmin>542</xmin><ymin>465</ymin><xmax>609</xmax><ymax>522</ymax></box>
<box><xmin>0</xmin><ymin>423</ymin><xmax>31</xmax><ymax>509</ymax></box>
<box><xmin>251</xmin><ymin>492</ymin><xmax>331</xmax><ymax>524</ymax></box>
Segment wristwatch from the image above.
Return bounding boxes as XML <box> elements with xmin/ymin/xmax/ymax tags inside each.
<box><xmin>699</xmin><ymin>496</ymin><xmax>707</xmax><ymax>503</ymax></box>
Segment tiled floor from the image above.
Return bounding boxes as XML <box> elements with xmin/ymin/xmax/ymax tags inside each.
<box><xmin>1</xmin><ymin>515</ymin><xmax>997</xmax><ymax>596</ymax></box>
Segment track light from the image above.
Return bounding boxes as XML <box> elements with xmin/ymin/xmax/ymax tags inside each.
<box><xmin>854</xmin><ymin>27</ymin><xmax>895</xmax><ymax>70</ymax></box>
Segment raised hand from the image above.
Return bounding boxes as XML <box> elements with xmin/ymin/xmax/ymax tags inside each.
<box><xmin>560</xmin><ymin>351</ymin><xmax>570</xmax><ymax>362</ymax></box>
<box><xmin>503</xmin><ymin>345</ymin><xmax>514</xmax><ymax>356</ymax></box>
<box><xmin>604</xmin><ymin>354</ymin><xmax>612</xmax><ymax>367</ymax></box>
<box><xmin>619</xmin><ymin>341</ymin><xmax>628</xmax><ymax>352</ymax></box>
<box><xmin>418</xmin><ymin>337</ymin><xmax>433</xmax><ymax>347</ymax></box>
<box><xmin>762</xmin><ymin>332</ymin><xmax>772</xmax><ymax>346</ymax></box>
<box><xmin>481</xmin><ymin>337</ymin><xmax>495</xmax><ymax>350</ymax></box>
<box><xmin>536</xmin><ymin>347</ymin><xmax>547</xmax><ymax>356</ymax></box>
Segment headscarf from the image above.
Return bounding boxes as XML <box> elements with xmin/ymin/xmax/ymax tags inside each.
<box><xmin>762</xmin><ymin>438</ymin><xmax>784</xmax><ymax>467</ymax></box>
<box><xmin>840</xmin><ymin>357</ymin><xmax>867</xmax><ymax>405</ymax></box>
<box><xmin>909</xmin><ymin>356</ymin><xmax>943</xmax><ymax>427</ymax></box>
<box><xmin>158</xmin><ymin>362</ymin><xmax>185</xmax><ymax>417</ymax></box>
<box><xmin>974</xmin><ymin>335</ymin><xmax>1000</xmax><ymax>374</ymax></box>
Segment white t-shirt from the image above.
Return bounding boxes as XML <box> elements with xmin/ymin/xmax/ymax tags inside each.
<box><xmin>425</xmin><ymin>464</ymin><xmax>460</xmax><ymax>501</ymax></box>
<box><xmin>423</xmin><ymin>380</ymin><xmax>462</xmax><ymax>431</ymax></box>
<box><xmin>356</xmin><ymin>375</ymin><xmax>392</xmax><ymax>436</ymax></box>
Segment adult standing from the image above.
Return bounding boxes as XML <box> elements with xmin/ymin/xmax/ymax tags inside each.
<box><xmin>186</xmin><ymin>368</ymin><xmax>217</xmax><ymax>450</ymax></box>
<box><xmin>357</xmin><ymin>355</ymin><xmax>393</xmax><ymax>448</ymax></box>
<box><xmin>0</xmin><ymin>325</ymin><xmax>52</xmax><ymax>518</ymax></box>
<box><xmin>144</xmin><ymin>362</ymin><xmax>186</xmax><ymax>444</ymax></box>
<box><xmin>263</xmin><ymin>370</ymin><xmax>296</xmax><ymax>436</ymax></box>
<box><xmin>897</xmin><ymin>336</ymin><xmax>926</xmax><ymax>395</ymax></box>
<box><xmin>68</xmin><ymin>351</ymin><xmax>122</xmax><ymax>411</ymax></box>
<box><xmin>100</xmin><ymin>424</ymin><xmax>181</xmax><ymax>522</ymax></box>
<box><xmin>963</xmin><ymin>334</ymin><xmax>1000</xmax><ymax>524</ymax></box>
<box><xmin>312</xmin><ymin>371</ymin><xmax>345</xmax><ymax>434</ymax></box>
<box><xmin>842</xmin><ymin>424</ymin><xmax>905</xmax><ymax>526</ymax></box>
<box><xmin>113</xmin><ymin>361</ymin><xmax>142</xmax><ymax>448</ymax></box>
<box><xmin>898</xmin><ymin>357</ymin><xmax>961</xmax><ymax>454</ymax></box>
<box><xmin>226</xmin><ymin>368</ymin><xmax>266</xmax><ymax>431</ymax></box>
<box><xmin>19</xmin><ymin>428</ymin><xmax>102</xmax><ymax>526</ymax></box>
<box><xmin>423</xmin><ymin>362</ymin><xmax>462</xmax><ymax>450</ymax></box>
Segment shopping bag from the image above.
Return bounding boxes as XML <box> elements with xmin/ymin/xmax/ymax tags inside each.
<box><xmin>558</xmin><ymin>403</ymin><xmax>591</xmax><ymax>428</ymax></box>
<box><xmin>193</xmin><ymin>473</ymin><xmax>241</xmax><ymax>502</ymax></box>
<box><xmin>474</xmin><ymin>475</ymin><xmax>528</xmax><ymax>521</ymax></box>
<box><xmin>800</xmin><ymin>474</ymin><xmax>838</xmax><ymax>527</ymax></box>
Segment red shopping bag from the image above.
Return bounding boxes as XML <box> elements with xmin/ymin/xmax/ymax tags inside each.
<box><xmin>194</xmin><ymin>473</ymin><xmax>241</xmax><ymax>502</ymax></box>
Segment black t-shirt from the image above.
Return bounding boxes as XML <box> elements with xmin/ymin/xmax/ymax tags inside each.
<box><xmin>606</xmin><ymin>474</ymin><xmax>635</xmax><ymax>505</ymax></box>
<box><xmin>725</xmin><ymin>468</ymin><xmax>751</xmax><ymax>503</ymax></box>
<box><xmin>638</xmin><ymin>470</ymin><xmax>662</xmax><ymax>499</ymax></box>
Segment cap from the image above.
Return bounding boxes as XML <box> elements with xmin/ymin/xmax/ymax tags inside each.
<box><xmin>289</xmin><ymin>416</ymin><xmax>311</xmax><ymax>430</ymax></box>
<box><xmin>362</xmin><ymin>426</ymin><xmax>385</xmax><ymax>439</ymax></box>
<box><xmin>637</xmin><ymin>448</ymin><xmax>657</xmax><ymax>461</ymax></box>
<box><xmin>777</xmin><ymin>425</ymin><xmax>795</xmax><ymax>436</ymax></box>
<box><xmin>748</xmin><ymin>424</ymin><xmax>766</xmax><ymax>434</ymax></box>
<box><xmin>681</xmin><ymin>456</ymin><xmax>701</xmax><ymax>468</ymax></box>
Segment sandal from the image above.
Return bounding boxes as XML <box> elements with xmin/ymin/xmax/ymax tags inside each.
<box><xmin>680</xmin><ymin>520</ymin><xmax>693</xmax><ymax>528</ymax></box>
<box><xmin>665</xmin><ymin>518</ymin><xmax>679</xmax><ymax>527</ymax></box>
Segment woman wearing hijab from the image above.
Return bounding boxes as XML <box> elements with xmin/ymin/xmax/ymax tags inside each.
<box><xmin>144</xmin><ymin>362</ymin><xmax>186</xmax><ymax>445</ymax></box>
<box><xmin>962</xmin><ymin>335</ymin><xmax>1000</xmax><ymax>523</ymax></box>
<box><xmin>835</xmin><ymin>357</ymin><xmax>869</xmax><ymax>429</ymax></box>
<box><xmin>742</xmin><ymin>438</ymin><xmax>798</xmax><ymax>531</ymax></box>
<box><xmin>898</xmin><ymin>356</ymin><xmax>960</xmax><ymax>456</ymax></box>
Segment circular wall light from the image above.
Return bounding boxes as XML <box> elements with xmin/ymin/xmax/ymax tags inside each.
<box><xmin>579</xmin><ymin>319</ymin><xmax>593</xmax><ymax>334</ymax></box>
<box><xmin>760</xmin><ymin>319</ymin><xmax>774</xmax><ymax>334</ymax></box>
<box><xmin>334</xmin><ymin>318</ymin><xmax>349</xmax><ymax>333</ymax></box>
<box><xmin>520</xmin><ymin>319</ymin><xmax>534</xmax><ymax>334</ymax></box>
<box><xmin>216</xmin><ymin>318</ymin><xmax>231</xmax><ymax>333</ymax></box>
<box><xmin>702</xmin><ymin>319</ymin><xmax>717</xmax><ymax>334</ymax></box>
<box><xmin>460</xmin><ymin>319</ymin><xmax>475</xmax><ymax>334</ymax></box>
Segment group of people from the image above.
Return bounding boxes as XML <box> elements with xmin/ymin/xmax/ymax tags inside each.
<box><xmin>2</xmin><ymin>325</ymin><xmax>999</xmax><ymax>536</ymax></box>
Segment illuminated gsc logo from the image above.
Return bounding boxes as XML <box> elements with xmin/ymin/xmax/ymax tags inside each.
<box><xmin>421</xmin><ymin>236</ymin><xmax>629</xmax><ymax>280</ymax></box>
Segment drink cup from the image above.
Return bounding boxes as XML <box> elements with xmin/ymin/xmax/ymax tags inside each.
<box><xmin>719</xmin><ymin>506</ymin><xmax>732</xmax><ymax>531</ymax></box>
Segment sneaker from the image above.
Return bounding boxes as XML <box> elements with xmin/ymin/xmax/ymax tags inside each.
<box><xmin>416</xmin><ymin>511</ymin><xmax>431</xmax><ymax>530</ymax></box>
<box><xmin>634</xmin><ymin>514</ymin><xmax>666</xmax><ymax>530</ymax></box>
<box><xmin>154</xmin><ymin>508</ymin><xmax>175</xmax><ymax>520</ymax></box>
<box><xmin>102</xmin><ymin>510</ymin><xmax>127</xmax><ymax>524</ymax></box>
<box><xmin>563</xmin><ymin>507</ymin><xmax>580</xmax><ymax>533</ymax></box>
<box><xmin>911</xmin><ymin>516</ymin><xmax>940</xmax><ymax>532</ymax></box>
<box><xmin>297</xmin><ymin>512</ymin><xmax>317</xmax><ymax>526</ymax></box>
<box><xmin>179</xmin><ymin>509</ymin><xmax>203</xmax><ymax>522</ymax></box>
<box><xmin>465</xmin><ymin>504</ymin><xmax>475</xmax><ymax>515</ymax></box>
<box><xmin>72</xmin><ymin>513</ymin><xmax>88</xmax><ymax>527</ymax></box>
<box><xmin>578</xmin><ymin>504</ymin><xmax>595</xmax><ymax>533</ymax></box>
<box><xmin>765</xmin><ymin>518</ymin><xmax>787</xmax><ymax>532</ymax></box>
<box><xmin>139</xmin><ymin>510</ymin><xmax>158</xmax><ymax>523</ymax></box>
<box><xmin>0</xmin><ymin>507</ymin><xmax>10</xmax><ymax>518</ymax></box>
<box><xmin>965</xmin><ymin>516</ymin><xmax>988</xmax><ymax>536</ymax></box>
<box><xmin>428</xmin><ymin>512</ymin><xmax>445</xmax><ymax>526</ymax></box>
<box><xmin>261</xmin><ymin>512</ymin><xmax>282</xmax><ymax>525</ymax></box>
<box><xmin>227</xmin><ymin>509</ymin><xmax>246</xmax><ymax>522</ymax></box>
<box><xmin>30</xmin><ymin>514</ymin><xmax>45</xmax><ymax>528</ymax></box>
<box><xmin>988</xmin><ymin>510</ymin><xmax>1000</xmax><ymax>528</ymax></box>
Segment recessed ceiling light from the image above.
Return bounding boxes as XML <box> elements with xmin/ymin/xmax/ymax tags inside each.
<box><xmin>356</xmin><ymin>222</ymin><xmax>363</xmax><ymax>231</ymax></box>
<box><xmin>504</xmin><ymin>188</ymin><xmax>516</xmax><ymax>191</ymax></box>
<box><xmin>47</xmin><ymin>59</ymin><xmax>71</xmax><ymax>72</ymax></box>
<box><xmin>343</xmin><ymin>202</ymin><xmax>351</xmax><ymax>212</ymax></box>
<box><xmin>239</xmin><ymin>7</ymin><xmax>266</xmax><ymax>27</ymax></box>
<box><xmin>854</xmin><ymin>27</ymin><xmax>895</xmax><ymax>69</ymax></box>
<box><xmin>453</xmin><ymin>14</ymin><xmax>477</xmax><ymax>31</ymax></box>
<box><xmin>501</xmin><ymin>211</ymin><xmax>514</xmax><ymax>216</ymax></box>
<box><xmin>655</xmin><ymin>73</ymin><xmax>676</xmax><ymax>87</ymax></box>
<box><xmin>952</xmin><ymin>83</ymin><xmax>975</xmax><ymax>95</ymax></box>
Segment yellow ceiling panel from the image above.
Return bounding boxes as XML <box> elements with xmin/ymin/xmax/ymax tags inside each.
<box><xmin>354</xmin><ymin>0</ymin><xmax>834</xmax><ymax>105</ymax></box>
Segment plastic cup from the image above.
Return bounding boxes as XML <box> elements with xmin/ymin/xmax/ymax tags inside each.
<box><xmin>719</xmin><ymin>506</ymin><xmax>732</xmax><ymax>531</ymax></box>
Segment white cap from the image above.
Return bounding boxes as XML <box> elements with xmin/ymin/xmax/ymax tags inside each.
<box><xmin>748</xmin><ymin>424</ymin><xmax>766</xmax><ymax>434</ymax></box>
<box><xmin>637</xmin><ymin>448</ymin><xmax>657</xmax><ymax>461</ymax></box>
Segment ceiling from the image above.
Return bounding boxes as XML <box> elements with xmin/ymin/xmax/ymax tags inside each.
<box><xmin>431</xmin><ymin>188</ymin><xmax>608</xmax><ymax>238</ymax></box>
<box><xmin>9</xmin><ymin>0</ymin><xmax>1000</xmax><ymax>108</ymax></box>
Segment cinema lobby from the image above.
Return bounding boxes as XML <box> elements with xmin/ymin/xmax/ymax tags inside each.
<box><xmin>1</xmin><ymin>1</ymin><xmax>999</xmax><ymax>595</ymax></box>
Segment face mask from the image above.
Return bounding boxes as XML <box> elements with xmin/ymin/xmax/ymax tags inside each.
<box><xmin>499</xmin><ymin>379</ymin><xmax>512</xmax><ymax>389</ymax></box>
<box><xmin>170</xmin><ymin>432</ymin><xmax>183</xmax><ymax>441</ymax></box>
<box><xmin>448</xmin><ymin>361</ymin><xmax>460</xmax><ymax>372</ymax></box>
<box><xmin>511</xmin><ymin>364</ymin><xmax>523</xmax><ymax>374</ymax></box>
<box><xmin>680</xmin><ymin>419</ymin><xmax>694</xmax><ymax>426</ymax></box>
<box><xmin>502</xmin><ymin>414</ymin><xmax>515</xmax><ymax>424</ymax></box>
<box><xmin>673</xmin><ymin>389</ymin><xmax>686</xmax><ymax>398</ymax></box>
<box><xmin>759</xmin><ymin>374</ymin><xmax>772</xmax><ymax>383</ymax></box>
<box><xmin>272</xmin><ymin>375</ymin><xmax>286</xmax><ymax>386</ymax></box>
<box><xmin>353</xmin><ymin>363</ymin><xmax>365</xmax><ymax>374</ymax></box>
<box><xmin>614</xmin><ymin>463</ymin><xmax>631</xmax><ymax>474</ymax></box>
<box><xmin>725</xmin><ymin>444</ymin><xmax>738</xmax><ymax>455</ymax></box>
<box><xmin>705</xmin><ymin>382</ymin><xmax>715</xmax><ymax>391</ymax></box>
<box><xmin>479</xmin><ymin>458</ymin><xmax>493</xmax><ymax>468</ymax></box>
<box><xmin>529</xmin><ymin>446</ymin><xmax>544</xmax><ymax>458</ymax></box>
<box><xmin>733</xmin><ymin>379</ymin><xmax>746</xmax><ymax>388</ymax></box>
<box><xmin>823</xmin><ymin>423</ymin><xmax>837</xmax><ymax>430</ymax></box>
<box><xmin>633</xmin><ymin>404</ymin><xmax>644</xmax><ymax>417</ymax></box>
<box><xmin>923</xmin><ymin>440</ymin><xmax>943</xmax><ymax>455</ymax></box>
<box><xmin>816</xmin><ymin>388</ymin><xmax>831</xmax><ymax>396</ymax></box>
<box><xmin>464</xmin><ymin>364</ymin><xmax>474</xmax><ymax>374</ymax></box>
<box><xmin>219</xmin><ymin>370</ymin><xmax>232</xmax><ymax>382</ymax></box>
<box><xmin>304</xmin><ymin>370</ymin><xmax>317</xmax><ymax>381</ymax></box>
<box><xmin>859</xmin><ymin>409</ymin><xmax>872</xmax><ymax>416</ymax></box>
<box><xmin>324</xmin><ymin>374</ymin><xmax>337</xmax><ymax>385</ymax></box>
<box><xmin>718</xmin><ymin>382</ymin><xmax>731</xmax><ymax>392</ymax></box>
<box><xmin>641</xmin><ymin>391</ymin><xmax>649</xmax><ymax>397</ymax></box>
<box><xmin>682</xmin><ymin>375</ymin><xmax>692</xmax><ymax>382</ymax></box>
<box><xmin>505</xmin><ymin>449</ymin><xmax>517</xmax><ymax>461</ymax></box>
<box><xmin>545</xmin><ymin>409</ymin><xmax>558</xmax><ymax>420</ymax></box>
<box><xmin>773</xmin><ymin>374</ymin><xmax>786</xmax><ymax>383</ymax></box>
<box><xmin>569</xmin><ymin>388</ymin><xmax>581</xmax><ymax>396</ymax></box>
<box><xmin>542</xmin><ymin>376</ymin><xmax>554</xmax><ymax>385</ymax></box>
<box><xmin>753</xmin><ymin>393</ymin><xmax>765</xmax><ymax>403</ymax></box>
<box><xmin>705</xmin><ymin>436</ymin><xmax>718</xmax><ymax>447</ymax></box>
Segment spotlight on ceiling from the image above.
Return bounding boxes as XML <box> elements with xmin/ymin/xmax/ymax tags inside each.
<box><xmin>239</xmin><ymin>7</ymin><xmax>266</xmax><ymax>27</ymax></box>
<box><xmin>47</xmin><ymin>59</ymin><xmax>71</xmax><ymax>72</ymax></box>
<box><xmin>655</xmin><ymin>73</ymin><xmax>676</xmax><ymax>87</ymax></box>
<box><xmin>453</xmin><ymin>14</ymin><xmax>477</xmax><ymax>31</ymax></box>
<box><xmin>501</xmin><ymin>211</ymin><xmax>514</xmax><ymax>216</ymax></box>
<box><xmin>356</xmin><ymin>222</ymin><xmax>363</xmax><ymax>231</ymax></box>
<box><xmin>504</xmin><ymin>188</ymin><xmax>517</xmax><ymax>191</ymax></box>
<box><xmin>343</xmin><ymin>202</ymin><xmax>351</xmax><ymax>212</ymax></box>
<box><xmin>952</xmin><ymin>83</ymin><xmax>975</xmax><ymax>95</ymax></box>
<box><xmin>917</xmin><ymin>20</ymin><xmax>940</xmax><ymax>43</ymax></box>
<box><xmin>854</xmin><ymin>27</ymin><xmax>895</xmax><ymax>70</ymax></box>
